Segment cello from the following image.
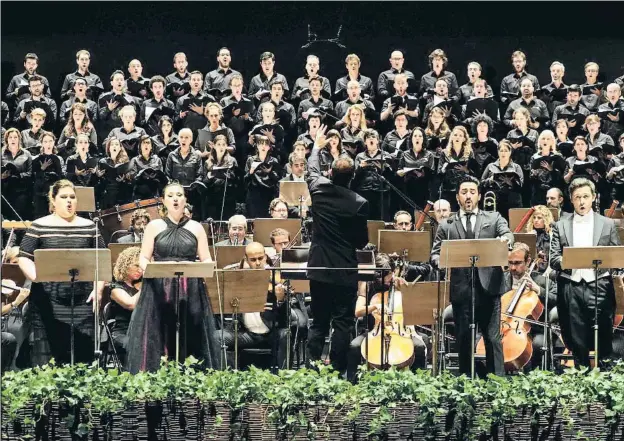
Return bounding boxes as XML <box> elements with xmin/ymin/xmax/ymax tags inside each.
<box><xmin>476</xmin><ymin>258</ymin><xmax>544</xmax><ymax>371</ymax></box>
<box><xmin>361</xmin><ymin>253</ymin><xmax>415</xmax><ymax>370</ymax></box>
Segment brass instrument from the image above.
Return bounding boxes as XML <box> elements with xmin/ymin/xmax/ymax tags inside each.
<box><xmin>483</xmin><ymin>191</ymin><xmax>497</xmax><ymax>212</ymax></box>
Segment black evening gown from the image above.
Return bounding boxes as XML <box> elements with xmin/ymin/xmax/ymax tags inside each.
<box><xmin>18</xmin><ymin>221</ymin><xmax>106</xmax><ymax>366</ymax></box>
<box><xmin>125</xmin><ymin>217</ymin><xmax>221</xmax><ymax>373</ymax></box>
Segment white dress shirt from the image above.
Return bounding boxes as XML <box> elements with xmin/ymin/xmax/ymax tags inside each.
<box><xmin>242</xmin><ymin>262</ymin><xmax>271</xmax><ymax>335</ymax></box>
<box><xmin>571</xmin><ymin>212</ymin><xmax>595</xmax><ymax>283</ymax></box>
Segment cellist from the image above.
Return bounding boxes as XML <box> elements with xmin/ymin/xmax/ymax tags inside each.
<box><xmin>346</xmin><ymin>253</ymin><xmax>429</xmax><ymax>383</ymax></box>
<box><xmin>505</xmin><ymin>242</ymin><xmax>556</xmax><ymax>370</ymax></box>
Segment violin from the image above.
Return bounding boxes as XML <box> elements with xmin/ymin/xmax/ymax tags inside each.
<box><xmin>361</xmin><ymin>252</ymin><xmax>415</xmax><ymax>370</ymax></box>
<box><xmin>476</xmin><ymin>258</ymin><xmax>543</xmax><ymax>371</ymax></box>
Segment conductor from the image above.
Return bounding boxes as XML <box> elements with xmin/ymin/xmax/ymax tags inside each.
<box><xmin>305</xmin><ymin>124</ymin><xmax>370</xmax><ymax>374</ymax></box>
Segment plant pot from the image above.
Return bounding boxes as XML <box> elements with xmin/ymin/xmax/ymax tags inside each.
<box><xmin>558</xmin><ymin>403</ymin><xmax>607</xmax><ymax>441</ymax></box>
<box><xmin>200</xmin><ymin>401</ymin><xmax>245</xmax><ymax>441</ymax></box>
<box><xmin>247</xmin><ymin>403</ymin><xmax>311</xmax><ymax>441</ymax></box>
<box><xmin>50</xmin><ymin>401</ymin><xmax>99</xmax><ymax>441</ymax></box>
<box><xmin>163</xmin><ymin>399</ymin><xmax>201</xmax><ymax>441</ymax></box>
<box><xmin>303</xmin><ymin>404</ymin><xmax>354</xmax><ymax>441</ymax></box>
<box><xmin>109</xmin><ymin>402</ymin><xmax>148</xmax><ymax>441</ymax></box>
<box><xmin>2</xmin><ymin>401</ymin><xmax>51</xmax><ymax>441</ymax></box>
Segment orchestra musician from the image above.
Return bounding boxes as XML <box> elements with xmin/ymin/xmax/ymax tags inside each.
<box><xmin>117</xmin><ymin>209</ymin><xmax>150</xmax><ymax>244</ymax></box>
<box><xmin>526</xmin><ymin>205</ymin><xmax>555</xmax><ymax>274</ymax></box>
<box><xmin>215</xmin><ymin>214</ymin><xmax>250</xmax><ymax>246</ymax></box>
<box><xmin>431</xmin><ymin>175</ymin><xmax>514</xmax><ymax>376</ymax></box>
<box><xmin>550</xmin><ymin>177</ymin><xmax>621</xmax><ymax>368</ymax></box>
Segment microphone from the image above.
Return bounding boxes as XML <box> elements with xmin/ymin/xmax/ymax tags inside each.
<box><xmin>204</xmin><ymin>218</ymin><xmax>214</xmax><ymax>223</ymax></box>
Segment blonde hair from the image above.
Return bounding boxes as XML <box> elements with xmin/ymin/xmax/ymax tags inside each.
<box><xmin>345</xmin><ymin>54</ymin><xmax>361</xmax><ymax>65</ymax></box>
<box><xmin>342</xmin><ymin>105</ymin><xmax>368</xmax><ymax>131</ymax></box>
<box><xmin>119</xmin><ymin>105</ymin><xmax>136</xmax><ymax>119</ymax></box>
<box><xmin>47</xmin><ymin>179</ymin><xmax>75</xmax><ymax>213</ymax></box>
<box><xmin>158</xmin><ymin>182</ymin><xmax>185</xmax><ymax>217</ymax></box>
<box><xmin>30</xmin><ymin>108</ymin><xmax>47</xmax><ymax>120</ymax></box>
<box><xmin>113</xmin><ymin>246</ymin><xmax>141</xmax><ymax>281</ymax></box>
<box><xmin>204</xmin><ymin>102</ymin><xmax>223</xmax><ymax>119</ymax></box>
<box><xmin>513</xmin><ymin>107</ymin><xmax>532</xmax><ymax>127</ymax></box>
<box><xmin>2</xmin><ymin>128</ymin><xmax>23</xmax><ymax>152</ymax></box>
<box><xmin>584</xmin><ymin>114</ymin><xmax>601</xmax><ymax>131</ymax></box>
<box><xmin>425</xmin><ymin>107</ymin><xmax>451</xmax><ymax>138</ymax></box>
<box><xmin>527</xmin><ymin>205</ymin><xmax>554</xmax><ymax>234</ymax></box>
<box><xmin>537</xmin><ymin>130</ymin><xmax>558</xmax><ymax>155</ymax></box>
<box><xmin>444</xmin><ymin>126</ymin><xmax>472</xmax><ymax>160</ymax></box>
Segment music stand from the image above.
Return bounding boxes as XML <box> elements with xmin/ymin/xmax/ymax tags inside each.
<box><xmin>74</xmin><ymin>186</ymin><xmax>96</xmax><ymax>213</ymax></box>
<box><xmin>281</xmin><ymin>247</ymin><xmax>310</xmax><ymax>293</ymax></box>
<box><xmin>561</xmin><ymin>246</ymin><xmax>624</xmax><ymax>368</ymax></box>
<box><xmin>378</xmin><ymin>230</ymin><xmax>431</xmax><ymax>262</ymax></box>
<box><xmin>205</xmin><ymin>269</ymin><xmax>269</xmax><ymax>370</ymax></box>
<box><xmin>144</xmin><ymin>261</ymin><xmax>216</xmax><ymax>363</ymax></box>
<box><xmin>34</xmin><ymin>249</ymin><xmax>112</xmax><ymax>365</ymax></box>
<box><xmin>253</xmin><ymin>218</ymin><xmax>301</xmax><ymax>247</ymax></box>
<box><xmin>509</xmin><ymin>208</ymin><xmax>559</xmax><ymax>232</ymax></box>
<box><xmin>439</xmin><ymin>239</ymin><xmax>508</xmax><ymax>378</ymax></box>
<box><xmin>213</xmin><ymin>245</ymin><xmax>246</xmax><ymax>269</ymax></box>
<box><xmin>513</xmin><ymin>233</ymin><xmax>537</xmax><ymax>259</ymax></box>
<box><xmin>108</xmin><ymin>243</ymin><xmax>141</xmax><ymax>267</ymax></box>
<box><xmin>279</xmin><ymin>181</ymin><xmax>311</xmax><ymax>207</ymax></box>
<box><xmin>1</xmin><ymin>221</ymin><xmax>32</xmax><ymax>230</ymax></box>
<box><xmin>618</xmin><ymin>228</ymin><xmax>624</xmax><ymax>244</ymax></box>
<box><xmin>367</xmin><ymin>221</ymin><xmax>386</xmax><ymax>247</ymax></box>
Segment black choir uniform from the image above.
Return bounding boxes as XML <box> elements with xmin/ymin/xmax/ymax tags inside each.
<box><xmin>377</xmin><ymin>68</ymin><xmax>416</xmax><ymax>101</ymax></box>
<box><xmin>1</xmin><ymin>148</ymin><xmax>33</xmax><ymax>220</ymax></box>
<box><xmin>244</xmin><ymin>154</ymin><xmax>281</xmax><ymax>218</ymax></box>
<box><xmin>580</xmin><ymin>82</ymin><xmax>605</xmax><ymax>113</ymax></box>
<box><xmin>248</xmin><ymin>71</ymin><xmax>290</xmax><ymax>104</ymax></box>
<box><xmin>129</xmin><ymin>152</ymin><xmax>165</xmax><ymax>200</ymax></box>
<box><xmin>437</xmin><ymin>149</ymin><xmax>478</xmax><ymax>212</ymax></box>
<box><xmin>419</xmin><ymin>70</ymin><xmax>459</xmax><ymax>98</ymax></box>
<box><xmin>60</xmin><ymin>71</ymin><xmax>104</xmax><ymax>101</ymax></box>
<box><xmin>220</xmin><ymin>94</ymin><xmax>256</xmax><ymax>167</ymax></box>
<box><xmin>164</xmin><ymin>71</ymin><xmax>190</xmax><ymax>101</ymax></box>
<box><xmin>96</xmin><ymin>157</ymin><xmax>132</xmax><ymax>209</ymax></box>
<box><xmin>97</xmin><ymin>92</ymin><xmax>140</xmax><ymax>150</ymax></box>
<box><xmin>6</xmin><ymin>72</ymin><xmax>52</xmax><ymax>104</ymax></box>
<box><xmin>381</xmin><ymin>129</ymin><xmax>410</xmax><ymax>157</ymax></box>
<box><xmin>334</xmin><ymin>74</ymin><xmax>375</xmax><ymax>101</ymax></box>
<box><xmin>203</xmin><ymin>155</ymin><xmax>238</xmax><ymax>221</ymax></box>
<box><xmin>352</xmin><ymin>149</ymin><xmax>395</xmax><ymax>221</ymax></box>
<box><xmin>597</xmin><ymin>100</ymin><xmax>624</xmax><ymax>141</ymax></box>
<box><xmin>462</xmin><ymin>97</ymin><xmax>500</xmax><ymax>128</ymax></box>
<box><xmin>503</xmin><ymin>97</ymin><xmax>550</xmax><ymax>131</ymax></box>
<box><xmin>296</xmin><ymin>96</ymin><xmax>334</xmax><ymax>133</ymax></box>
<box><xmin>195</xmin><ymin>125</ymin><xmax>236</xmax><ymax>154</ymax></box>
<box><xmin>334</xmin><ymin>97</ymin><xmax>376</xmax><ymax>123</ymax></box>
<box><xmin>316</xmin><ymin>147</ymin><xmax>349</xmax><ymax>177</ymax></box>
<box><xmin>481</xmin><ymin>159</ymin><xmax>524</xmax><ymax>220</ymax></box>
<box><xmin>14</xmin><ymin>96</ymin><xmax>57</xmax><ymax>131</ymax></box>
<box><xmin>471</xmin><ymin>137</ymin><xmax>499</xmax><ymax>178</ymax></box>
<box><xmin>203</xmin><ymin>67</ymin><xmax>241</xmax><ymax>100</ymax></box>
<box><xmin>564</xmin><ymin>155</ymin><xmax>605</xmax><ymax>201</ymax></box>
<box><xmin>607</xmin><ymin>152</ymin><xmax>624</xmax><ymax>203</ymax></box>
<box><xmin>506</xmin><ymin>128</ymin><xmax>539</xmax><ymax>206</ymax></box>
<box><xmin>59</xmin><ymin>96</ymin><xmax>98</xmax><ymax>127</ymax></box>
<box><xmin>552</xmin><ymin>103</ymin><xmax>590</xmax><ymax>139</ymax></box>
<box><xmin>557</xmin><ymin>137</ymin><xmax>574</xmax><ymax>159</ymax></box>
<box><xmin>32</xmin><ymin>152</ymin><xmax>64</xmax><ymax>218</ymax></box>
<box><xmin>422</xmin><ymin>96</ymin><xmax>461</xmax><ymax>129</ymax></box>
<box><xmin>425</xmin><ymin>131</ymin><xmax>450</xmax><ymax>202</ymax></box>
<box><xmin>57</xmin><ymin>128</ymin><xmax>98</xmax><ymax>160</ymax></box>
<box><xmin>397</xmin><ymin>147</ymin><xmax>435</xmax><ymax>209</ymax></box>
<box><xmin>105</xmin><ymin>125</ymin><xmax>148</xmax><ymax>159</ymax></box>
<box><xmin>538</xmin><ymin>82</ymin><xmax>568</xmax><ymax>116</ymax></box>
<box><xmin>291</xmin><ymin>75</ymin><xmax>332</xmax><ymax>102</ymax></box>
<box><xmin>456</xmin><ymin>82</ymin><xmax>494</xmax><ymax>105</ymax></box>
<box><xmin>431</xmin><ymin>209</ymin><xmax>514</xmax><ymax>376</ymax></box>
<box><xmin>20</xmin><ymin>128</ymin><xmax>45</xmax><ymax>155</ymax></box>
<box><xmin>125</xmin><ymin>76</ymin><xmax>150</xmax><ymax>101</ymax></box>
<box><xmin>381</xmin><ymin>93</ymin><xmax>420</xmax><ymax>127</ymax></box>
<box><xmin>550</xmin><ymin>211</ymin><xmax>620</xmax><ymax>368</ymax></box>
<box><xmin>151</xmin><ymin>134</ymin><xmax>180</xmax><ymax>163</ymax></box>
<box><xmin>164</xmin><ymin>146</ymin><xmax>205</xmax><ymax>220</ymax></box>
<box><xmin>139</xmin><ymin>97</ymin><xmax>176</xmax><ymax>137</ymax></box>
<box><xmin>529</xmin><ymin>152</ymin><xmax>566</xmax><ymax>206</ymax></box>
<box><xmin>175</xmin><ymin>91</ymin><xmax>216</xmax><ymax>135</ymax></box>
<box><xmin>249</xmin><ymin>122</ymin><xmax>286</xmax><ymax>163</ymax></box>
<box><xmin>500</xmin><ymin>71</ymin><xmax>540</xmax><ymax>105</ymax></box>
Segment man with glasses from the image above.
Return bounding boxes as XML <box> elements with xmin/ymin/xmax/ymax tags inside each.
<box><xmin>215</xmin><ymin>214</ymin><xmax>250</xmax><ymax>246</ymax></box>
<box><xmin>14</xmin><ymin>75</ymin><xmax>57</xmax><ymax>131</ymax></box>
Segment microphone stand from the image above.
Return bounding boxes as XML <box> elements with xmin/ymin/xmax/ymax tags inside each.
<box><xmin>376</xmin><ymin>175</ymin><xmax>439</xmax><ymax>227</ymax></box>
<box><xmin>209</xmin><ymin>219</ymin><xmax>228</xmax><ymax>370</ymax></box>
<box><xmin>541</xmin><ymin>230</ymin><xmax>554</xmax><ymax>371</ymax></box>
<box><xmin>92</xmin><ymin>213</ymin><xmax>103</xmax><ymax>367</ymax></box>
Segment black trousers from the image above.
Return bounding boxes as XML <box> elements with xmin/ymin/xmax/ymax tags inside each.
<box><xmin>1</xmin><ymin>332</ymin><xmax>17</xmax><ymax>373</ymax></box>
<box><xmin>452</xmin><ymin>281</ymin><xmax>504</xmax><ymax>376</ymax></box>
<box><xmin>306</xmin><ymin>280</ymin><xmax>357</xmax><ymax>373</ymax></box>
<box><xmin>221</xmin><ymin>327</ymin><xmax>288</xmax><ymax>369</ymax></box>
<box><xmin>557</xmin><ymin>277</ymin><xmax>615</xmax><ymax>368</ymax></box>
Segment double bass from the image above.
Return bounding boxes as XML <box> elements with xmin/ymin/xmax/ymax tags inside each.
<box><xmin>361</xmin><ymin>253</ymin><xmax>415</xmax><ymax>370</ymax></box>
<box><xmin>476</xmin><ymin>258</ymin><xmax>544</xmax><ymax>371</ymax></box>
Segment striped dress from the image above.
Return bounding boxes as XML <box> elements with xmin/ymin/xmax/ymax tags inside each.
<box><xmin>19</xmin><ymin>220</ymin><xmax>105</xmax><ymax>366</ymax></box>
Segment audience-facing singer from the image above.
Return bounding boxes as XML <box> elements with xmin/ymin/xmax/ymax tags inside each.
<box><xmin>430</xmin><ymin>175</ymin><xmax>514</xmax><ymax>376</ymax></box>
<box><xmin>550</xmin><ymin>177</ymin><xmax>621</xmax><ymax>368</ymax></box>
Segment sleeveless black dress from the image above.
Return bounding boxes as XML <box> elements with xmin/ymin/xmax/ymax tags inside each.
<box><xmin>125</xmin><ymin>217</ymin><xmax>221</xmax><ymax>373</ymax></box>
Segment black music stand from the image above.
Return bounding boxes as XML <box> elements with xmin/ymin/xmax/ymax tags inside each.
<box><xmin>439</xmin><ymin>239</ymin><xmax>508</xmax><ymax>379</ymax></box>
<box><xmin>561</xmin><ymin>246</ymin><xmax>624</xmax><ymax>368</ymax></box>
<box><xmin>205</xmin><ymin>269</ymin><xmax>270</xmax><ymax>370</ymax></box>
<box><xmin>34</xmin><ymin>249</ymin><xmax>112</xmax><ymax>365</ymax></box>
<box><xmin>144</xmin><ymin>261</ymin><xmax>216</xmax><ymax>363</ymax></box>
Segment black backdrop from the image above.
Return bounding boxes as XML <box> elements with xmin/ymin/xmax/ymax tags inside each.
<box><xmin>2</xmin><ymin>2</ymin><xmax>624</xmax><ymax>102</ymax></box>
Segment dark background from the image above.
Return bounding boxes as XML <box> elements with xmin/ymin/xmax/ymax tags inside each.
<box><xmin>2</xmin><ymin>2</ymin><xmax>624</xmax><ymax>101</ymax></box>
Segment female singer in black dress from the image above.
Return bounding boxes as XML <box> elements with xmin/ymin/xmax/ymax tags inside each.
<box><xmin>1</xmin><ymin>128</ymin><xmax>33</xmax><ymax>221</ymax></box>
<box><xmin>481</xmin><ymin>140</ymin><xmax>524</xmax><ymax>220</ymax></box>
<box><xmin>66</xmin><ymin>133</ymin><xmax>100</xmax><ymax>188</ymax></box>
<box><xmin>340</xmin><ymin>105</ymin><xmax>367</xmax><ymax>159</ymax></box>
<box><xmin>151</xmin><ymin>115</ymin><xmax>179</xmax><ymax>162</ymax></box>
<box><xmin>98</xmin><ymin>137</ymin><xmax>132</xmax><ymax>209</ymax></box>
<box><xmin>564</xmin><ymin>136</ymin><xmax>605</xmax><ymax>210</ymax></box>
<box><xmin>397</xmin><ymin>127</ymin><xmax>435</xmax><ymax>209</ymax></box>
<box><xmin>57</xmin><ymin>103</ymin><xmax>98</xmax><ymax>160</ymax></box>
<box><xmin>424</xmin><ymin>107</ymin><xmax>450</xmax><ymax>202</ymax></box>
<box><xmin>316</xmin><ymin>129</ymin><xmax>347</xmax><ymax>177</ymax></box>
<box><xmin>471</xmin><ymin>114</ymin><xmax>498</xmax><ymax>178</ymax></box>
<box><xmin>530</xmin><ymin>130</ymin><xmax>565</xmax><ymax>206</ymax></box>
<box><xmin>18</xmin><ymin>179</ymin><xmax>106</xmax><ymax>366</ymax></box>
<box><xmin>109</xmin><ymin>246</ymin><xmax>142</xmax><ymax>365</ymax></box>
<box><xmin>125</xmin><ymin>182</ymin><xmax>221</xmax><ymax>372</ymax></box>
<box><xmin>249</xmin><ymin>101</ymin><xmax>285</xmax><ymax>163</ymax></box>
<box><xmin>438</xmin><ymin>126</ymin><xmax>476</xmax><ymax>211</ymax></box>
<box><xmin>129</xmin><ymin>135</ymin><xmax>165</xmax><ymax>200</ymax></box>
<box><xmin>203</xmin><ymin>134</ymin><xmax>238</xmax><ymax>221</ymax></box>
<box><xmin>32</xmin><ymin>131</ymin><xmax>65</xmax><ymax>218</ymax></box>
<box><xmin>555</xmin><ymin>119</ymin><xmax>573</xmax><ymax>158</ymax></box>
<box><xmin>244</xmin><ymin>135</ymin><xmax>281</xmax><ymax>218</ymax></box>
<box><xmin>507</xmin><ymin>107</ymin><xmax>539</xmax><ymax>206</ymax></box>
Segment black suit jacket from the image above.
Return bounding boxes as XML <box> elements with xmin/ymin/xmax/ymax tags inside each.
<box><xmin>550</xmin><ymin>211</ymin><xmax>620</xmax><ymax>282</ymax></box>
<box><xmin>431</xmin><ymin>210</ymin><xmax>514</xmax><ymax>302</ymax></box>
<box><xmin>306</xmin><ymin>146</ymin><xmax>369</xmax><ymax>287</ymax></box>
<box><xmin>117</xmin><ymin>233</ymin><xmax>139</xmax><ymax>244</ymax></box>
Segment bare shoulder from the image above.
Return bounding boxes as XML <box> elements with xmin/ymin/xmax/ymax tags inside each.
<box><xmin>184</xmin><ymin>219</ymin><xmax>205</xmax><ymax>236</ymax></box>
<box><xmin>146</xmin><ymin>219</ymin><xmax>167</xmax><ymax>234</ymax></box>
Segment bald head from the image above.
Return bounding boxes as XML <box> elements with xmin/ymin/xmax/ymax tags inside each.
<box><xmin>433</xmin><ymin>199</ymin><xmax>451</xmax><ymax>222</ymax></box>
<box><xmin>244</xmin><ymin>242</ymin><xmax>267</xmax><ymax>269</ymax></box>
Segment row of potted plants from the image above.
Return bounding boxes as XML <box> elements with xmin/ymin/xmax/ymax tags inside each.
<box><xmin>2</xmin><ymin>357</ymin><xmax>624</xmax><ymax>440</ymax></box>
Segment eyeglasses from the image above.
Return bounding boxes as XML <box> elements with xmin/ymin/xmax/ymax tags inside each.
<box><xmin>508</xmin><ymin>260</ymin><xmax>525</xmax><ymax>266</ymax></box>
<box><xmin>272</xmin><ymin>208</ymin><xmax>288</xmax><ymax>213</ymax></box>
<box><xmin>246</xmin><ymin>256</ymin><xmax>265</xmax><ymax>263</ymax></box>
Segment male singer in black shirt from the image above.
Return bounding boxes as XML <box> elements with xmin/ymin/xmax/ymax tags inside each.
<box><xmin>13</xmin><ymin>75</ymin><xmax>57</xmax><ymax>131</ymax></box>
<box><xmin>598</xmin><ymin>84</ymin><xmax>624</xmax><ymax>140</ymax></box>
<box><xmin>59</xmin><ymin>78</ymin><xmax>98</xmax><ymax>126</ymax></box>
<box><xmin>305</xmin><ymin>125</ymin><xmax>369</xmax><ymax>374</ymax></box>
<box><xmin>97</xmin><ymin>70</ymin><xmax>139</xmax><ymax>144</ymax></box>
<box><xmin>126</xmin><ymin>59</ymin><xmax>150</xmax><ymax>101</ymax></box>
<box><xmin>165</xmin><ymin>52</ymin><xmax>191</xmax><ymax>101</ymax></box>
<box><xmin>291</xmin><ymin>55</ymin><xmax>332</xmax><ymax>102</ymax></box>
<box><xmin>419</xmin><ymin>49</ymin><xmax>459</xmax><ymax>98</ymax></box>
<box><xmin>552</xmin><ymin>85</ymin><xmax>590</xmax><ymax>139</ymax></box>
<box><xmin>503</xmin><ymin>78</ymin><xmax>549</xmax><ymax>130</ymax></box>
<box><xmin>334</xmin><ymin>54</ymin><xmax>375</xmax><ymax>102</ymax></box>
<box><xmin>204</xmin><ymin>47</ymin><xmax>241</xmax><ymax>100</ymax></box>
<box><xmin>60</xmin><ymin>49</ymin><xmax>104</xmax><ymax>101</ymax></box>
<box><xmin>175</xmin><ymin>71</ymin><xmax>215</xmax><ymax>134</ymax></box>
<box><xmin>297</xmin><ymin>77</ymin><xmax>334</xmax><ymax>133</ymax></box>
<box><xmin>140</xmin><ymin>76</ymin><xmax>175</xmax><ymax>136</ymax></box>
<box><xmin>380</xmin><ymin>73</ymin><xmax>419</xmax><ymax>125</ymax></box>
<box><xmin>377</xmin><ymin>50</ymin><xmax>416</xmax><ymax>102</ymax></box>
<box><xmin>430</xmin><ymin>176</ymin><xmax>513</xmax><ymax>376</ymax></box>
<box><xmin>6</xmin><ymin>53</ymin><xmax>52</xmax><ymax>104</ymax></box>
<box><xmin>500</xmin><ymin>51</ymin><xmax>540</xmax><ymax>105</ymax></box>
<box><xmin>540</xmin><ymin>61</ymin><xmax>568</xmax><ymax>115</ymax></box>
<box><xmin>248</xmin><ymin>52</ymin><xmax>290</xmax><ymax>104</ymax></box>
<box><xmin>456</xmin><ymin>62</ymin><xmax>494</xmax><ymax>105</ymax></box>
